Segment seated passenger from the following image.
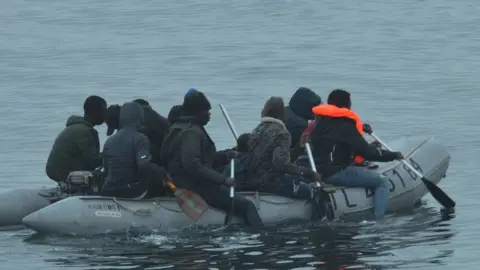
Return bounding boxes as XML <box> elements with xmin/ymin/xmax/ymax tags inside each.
<box><xmin>101</xmin><ymin>102</ymin><xmax>168</xmax><ymax>199</ymax></box>
<box><xmin>309</xmin><ymin>89</ymin><xmax>404</xmax><ymax>219</ymax></box>
<box><xmin>160</xmin><ymin>90</ymin><xmax>263</xmax><ymax>227</ymax></box>
<box><xmin>221</xmin><ymin>133</ymin><xmax>253</xmax><ymax>191</ymax></box>
<box><xmin>246</xmin><ymin>97</ymin><xmax>323</xmax><ymax>199</ymax></box>
<box><xmin>284</xmin><ymin>87</ymin><xmax>322</xmax><ymax>149</ymax></box>
<box><xmin>45</xmin><ymin>95</ymin><xmax>106</xmax><ymax>182</ymax></box>
<box><xmin>106</xmin><ymin>100</ymin><xmax>170</xmax><ymax>168</ymax></box>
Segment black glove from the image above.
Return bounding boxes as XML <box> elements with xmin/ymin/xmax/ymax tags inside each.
<box><xmin>392</xmin><ymin>151</ymin><xmax>404</xmax><ymax>160</ymax></box>
<box><xmin>311</xmin><ymin>172</ymin><xmax>324</xmax><ymax>184</ymax></box>
<box><xmin>224</xmin><ymin>177</ymin><xmax>235</xmax><ymax>186</ymax></box>
<box><xmin>362</xmin><ymin>123</ymin><xmax>373</xmax><ymax>134</ymax></box>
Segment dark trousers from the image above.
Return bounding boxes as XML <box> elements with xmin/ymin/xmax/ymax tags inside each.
<box><xmin>101</xmin><ymin>169</ymin><xmax>171</xmax><ymax>199</ymax></box>
<box><xmin>271</xmin><ymin>175</ymin><xmax>312</xmax><ymax>200</ymax></box>
<box><xmin>193</xmin><ymin>183</ymin><xmax>263</xmax><ymax>227</ymax></box>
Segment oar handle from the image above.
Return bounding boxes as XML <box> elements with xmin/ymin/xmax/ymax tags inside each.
<box><xmin>370</xmin><ymin>133</ymin><xmax>424</xmax><ymax>180</ymax></box>
<box><xmin>229</xmin><ymin>159</ymin><xmax>235</xmax><ymax>198</ymax></box>
<box><xmin>305</xmin><ymin>142</ymin><xmax>322</xmax><ymax>188</ymax></box>
<box><xmin>219</xmin><ymin>104</ymin><xmax>239</xmax><ymax>140</ymax></box>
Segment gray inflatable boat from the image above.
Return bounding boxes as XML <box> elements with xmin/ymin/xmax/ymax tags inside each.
<box><xmin>21</xmin><ymin>137</ymin><xmax>450</xmax><ymax>236</ymax></box>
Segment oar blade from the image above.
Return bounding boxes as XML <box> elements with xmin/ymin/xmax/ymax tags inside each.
<box><xmin>173</xmin><ymin>188</ymin><xmax>209</xmax><ymax>221</ymax></box>
<box><xmin>422</xmin><ymin>177</ymin><xmax>456</xmax><ymax>209</ymax></box>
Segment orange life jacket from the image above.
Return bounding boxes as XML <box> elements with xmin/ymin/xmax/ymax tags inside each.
<box><xmin>311</xmin><ymin>104</ymin><xmax>366</xmax><ymax>164</ymax></box>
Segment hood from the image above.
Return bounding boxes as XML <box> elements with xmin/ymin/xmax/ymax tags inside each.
<box><xmin>118</xmin><ymin>102</ymin><xmax>145</xmax><ymax>130</ymax></box>
<box><xmin>65</xmin><ymin>115</ymin><xmax>93</xmax><ymax>127</ymax></box>
<box><xmin>288</xmin><ymin>87</ymin><xmax>322</xmax><ymax>120</ymax></box>
<box><xmin>261</xmin><ymin>97</ymin><xmax>285</xmax><ymax>121</ymax></box>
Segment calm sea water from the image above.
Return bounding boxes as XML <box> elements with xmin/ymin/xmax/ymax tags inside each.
<box><xmin>1</xmin><ymin>0</ymin><xmax>479</xmax><ymax>269</ymax></box>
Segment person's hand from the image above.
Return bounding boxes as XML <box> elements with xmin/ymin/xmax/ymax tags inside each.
<box><xmin>370</xmin><ymin>140</ymin><xmax>381</xmax><ymax>148</ymax></box>
<box><xmin>300</xmin><ymin>132</ymin><xmax>311</xmax><ymax>147</ymax></box>
<box><xmin>224</xmin><ymin>177</ymin><xmax>235</xmax><ymax>187</ymax></box>
<box><xmin>363</xmin><ymin>123</ymin><xmax>373</xmax><ymax>134</ymax></box>
<box><xmin>225</xmin><ymin>150</ymin><xmax>238</xmax><ymax>160</ymax></box>
<box><xmin>311</xmin><ymin>172</ymin><xmax>324</xmax><ymax>184</ymax></box>
<box><xmin>393</xmin><ymin>151</ymin><xmax>404</xmax><ymax>160</ymax></box>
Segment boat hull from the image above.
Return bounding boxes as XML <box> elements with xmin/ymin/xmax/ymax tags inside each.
<box><xmin>0</xmin><ymin>186</ymin><xmax>58</xmax><ymax>227</ymax></box>
<box><xmin>22</xmin><ymin>137</ymin><xmax>450</xmax><ymax>235</ymax></box>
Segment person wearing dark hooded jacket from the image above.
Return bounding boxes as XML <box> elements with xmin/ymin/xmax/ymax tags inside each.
<box><xmin>160</xmin><ymin>90</ymin><xmax>264</xmax><ymax>227</ymax></box>
<box><xmin>245</xmin><ymin>97</ymin><xmax>323</xmax><ymax>199</ymax></box>
<box><xmin>284</xmin><ymin>87</ymin><xmax>322</xmax><ymax>149</ymax></box>
<box><xmin>106</xmin><ymin>100</ymin><xmax>170</xmax><ymax>168</ymax></box>
<box><xmin>101</xmin><ymin>102</ymin><xmax>168</xmax><ymax>199</ymax></box>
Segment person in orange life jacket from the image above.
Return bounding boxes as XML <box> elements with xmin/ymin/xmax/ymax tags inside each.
<box><xmin>160</xmin><ymin>90</ymin><xmax>263</xmax><ymax>227</ymax></box>
<box><xmin>307</xmin><ymin>89</ymin><xmax>404</xmax><ymax>219</ymax></box>
<box><xmin>244</xmin><ymin>97</ymin><xmax>323</xmax><ymax>199</ymax></box>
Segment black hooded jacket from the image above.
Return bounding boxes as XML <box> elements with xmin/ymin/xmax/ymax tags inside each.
<box><xmin>284</xmin><ymin>87</ymin><xmax>322</xmax><ymax>148</ymax></box>
<box><xmin>102</xmin><ymin>102</ymin><xmax>164</xmax><ymax>189</ymax></box>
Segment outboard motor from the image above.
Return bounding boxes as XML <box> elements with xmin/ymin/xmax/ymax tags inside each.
<box><xmin>59</xmin><ymin>168</ymin><xmax>103</xmax><ymax>195</ymax></box>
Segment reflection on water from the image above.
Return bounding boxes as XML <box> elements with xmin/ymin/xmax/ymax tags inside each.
<box><xmin>21</xmin><ymin>204</ymin><xmax>455</xmax><ymax>270</ymax></box>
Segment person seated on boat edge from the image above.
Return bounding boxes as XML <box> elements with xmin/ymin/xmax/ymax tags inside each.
<box><xmin>244</xmin><ymin>96</ymin><xmax>323</xmax><ymax>199</ymax></box>
<box><xmin>284</xmin><ymin>87</ymin><xmax>322</xmax><ymax>153</ymax></box>
<box><xmin>160</xmin><ymin>90</ymin><xmax>264</xmax><ymax>227</ymax></box>
<box><xmin>306</xmin><ymin>89</ymin><xmax>404</xmax><ymax>219</ymax></box>
<box><xmin>45</xmin><ymin>95</ymin><xmax>106</xmax><ymax>183</ymax></box>
<box><xmin>101</xmin><ymin>102</ymin><xmax>169</xmax><ymax>199</ymax></box>
<box><xmin>221</xmin><ymin>133</ymin><xmax>253</xmax><ymax>191</ymax></box>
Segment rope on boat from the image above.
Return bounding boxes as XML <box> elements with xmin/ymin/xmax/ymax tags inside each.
<box><xmin>111</xmin><ymin>197</ymin><xmax>183</xmax><ymax>215</ymax></box>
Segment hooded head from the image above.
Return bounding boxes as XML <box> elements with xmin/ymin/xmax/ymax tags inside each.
<box><xmin>327</xmin><ymin>89</ymin><xmax>351</xmax><ymax>109</ymax></box>
<box><xmin>106</xmin><ymin>104</ymin><xmax>121</xmax><ymax>136</ymax></box>
<box><xmin>167</xmin><ymin>105</ymin><xmax>184</xmax><ymax>124</ymax></box>
<box><xmin>182</xmin><ymin>90</ymin><xmax>212</xmax><ymax>125</ymax></box>
<box><xmin>118</xmin><ymin>102</ymin><xmax>145</xmax><ymax>130</ymax></box>
<box><xmin>261</xmin><ymin>96</ymin><xmax>285</xmax><ymax>122</ymax></box>
<box><xmin>288</xmin><ymin>87</ymin><xmax>322</xmax><ymax>120</ymax></box>
<box><xmin>237</xmin><ymin>133</ymin><xmax>250</xmax><ymax>152</ymax></box>
<box><xmin>185</xmin><ymin>88</ymin><xmax>197</xmax><ymax>96</ymax></box>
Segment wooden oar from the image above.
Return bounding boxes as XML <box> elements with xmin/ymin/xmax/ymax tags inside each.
<box><xmin>370</xmin><ymin>133</ymin><xmax>455</xmax><ymax>209</ymax></box>
<box><xmin>166</xmin><ymin>176</ymin><xmax>209</xmax><ymax>221</ymax></box>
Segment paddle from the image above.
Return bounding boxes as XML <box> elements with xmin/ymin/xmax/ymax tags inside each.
<box><xmin>370</xmin><ymin>133</ymin><xmax>456</xmax><ymax>209</ymax></box>
<box><xmin>219</xmin><ymin>104</ymin><xmax>238</xmax><ymax>225</ymax></box>
<box><xmin>304</xmin><ymin>142</ymin><xmax>323</xmax><ymax>189</ymax></box>
<box><xmin>165</xmin><ymin>176</ymin><xmax>209</xmax><ymax>221</ymax></box>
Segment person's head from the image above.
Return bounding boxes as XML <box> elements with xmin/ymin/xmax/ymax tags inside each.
<box><xmin>261</xmin><ymin>96</ymin><xmax>285</xmax><ymax>122</ymax></box>
<box><xmin>118</xmin><ymin>102</ymin><xmax>145</xmax><ymax>130</ymax></box>
<box><xmin>167</xmin><ymin>105</ymin><xmax>184</xmax><ymax>124</ymax></box>
<box><xmin>327</xmin><ymin>89</ymin><xmax>351</xmax><ymax>109</ymax></box>
<box><xmin>237</xmin><ymin>133</ymin><xmax>250</xmax><ymax>152</ymax></box>
<box><xmin>106</xmin><ymin>104</ymin><xmax>121</xmax><ymax>136</ymax></box>
<box><xmin>289</xmin><ymin>87</ymin><xmax>322</xmax><ymax>120</ymax></box>
<box><xmin>185</xmin><ymin>88</ymin><xmax>197</xmax><ymax>96</ymax></box>
<box><xmin>133</xmin><ymin>98</ymin><xmax>149</xmax><ymax>106</ymax></box>
<box><xmin>182</xmin><ymin>90</ymin><xmax>212</xmax><ymax>126</ymax></box>
<box><xmin>83</xmin><ymin>95</ymin><xmax>107</xmax><ymax>126</ymax></box>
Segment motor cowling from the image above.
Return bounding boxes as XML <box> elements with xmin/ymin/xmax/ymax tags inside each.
<box><xmin>60</xmin><ymin>171</ymin><xmax>101</xmax><ymax>195</ymax></box>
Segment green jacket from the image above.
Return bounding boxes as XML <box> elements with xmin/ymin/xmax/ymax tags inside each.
<box><xmin>45</xmin><ymin>115</ymin><xmax>102</xmax><ymax>182</ymax></box>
